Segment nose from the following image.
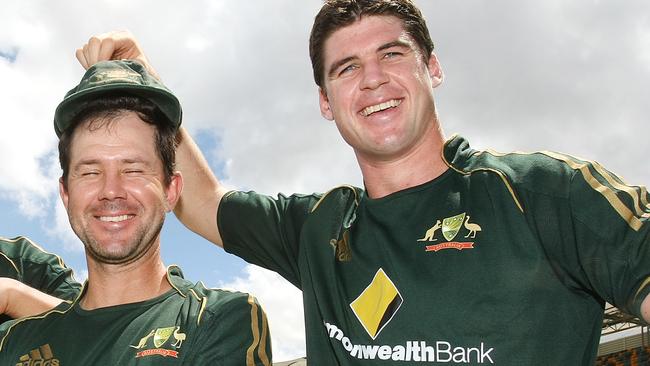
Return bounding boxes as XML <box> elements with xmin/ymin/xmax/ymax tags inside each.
<box><xmin>98</xmin><ymin>171</ymin><xmax>127</xmax><ymax>201</ymax></box>
<box><xmin>360</xmin><ymin>59</ymin><xmax>389</xmax><ymax>90</ymax></box>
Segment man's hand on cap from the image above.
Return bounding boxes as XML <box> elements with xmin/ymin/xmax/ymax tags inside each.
<box><xmin>76</xmin><ymin>30</ymin><xmax>159</xmax><ymax>79</ymax></box>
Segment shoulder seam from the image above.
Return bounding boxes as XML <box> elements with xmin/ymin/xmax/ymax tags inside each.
<box><xmin>310</xmin><ymin>185</ymin><xmax>359</xmax><ymax>213</ymax></box>
<box><xmin>442</xmin><ymin>148</ymin><xmax>524</xmax><ymax>212</ymax></box>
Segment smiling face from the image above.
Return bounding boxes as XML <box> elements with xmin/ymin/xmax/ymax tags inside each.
<box><xmin>319</xmin><ymin>15</ymin><xmax>443</xmax><ymax>162</ymax></box>
<box><xmin>59</xmin><ymin>112</ymin><xmax>181</xmax><ymax>266</ymax></box>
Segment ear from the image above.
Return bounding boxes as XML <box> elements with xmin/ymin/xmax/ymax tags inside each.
<box><xmin>59</xmin><ymin>177</ymin><xmax>70</xmax><ymax>211</ymax></box>
<box><xmin>164</xmin><ymin>171</ymin><xmax>184</xmax><ymax>212</ymax></box>
<box><xmin>318</xmin><ymin>87</ymin><xmax>334</xmax><ymax>121</ymax></box>
<box><xmin>427</xmin><ymin>52</ymin><xmax>444</xmax><ymax>89</ymax></box>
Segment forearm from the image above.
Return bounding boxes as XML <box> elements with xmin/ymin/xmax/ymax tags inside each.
<box><xmin>174</xmin><ymin>127</ymin><xmax>229</xmax><ymax>246</ymax></box>
<box><xmin>0</xmin><ymin>278</ymin><xmax>63</xmax><ymax>318</ymax></box>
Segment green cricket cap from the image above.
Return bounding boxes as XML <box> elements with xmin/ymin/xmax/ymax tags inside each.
<box><xmin>53</xmin><ymin>60</ymin><xmax>182</xmax><ymax>137</ymax></box>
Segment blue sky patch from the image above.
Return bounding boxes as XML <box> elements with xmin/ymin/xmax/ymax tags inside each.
<box><xmin>0</xmin><ymin>47</ymin><xmax>18</xmax><ymax>63</ymax></box>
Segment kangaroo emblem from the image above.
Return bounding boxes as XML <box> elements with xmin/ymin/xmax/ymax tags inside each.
<box><xmin>130</xmin><ymin>329</ymin><xmax>156</xmax><ymax>349</ymax></box>
<box><xmin>463</xmin><ymin>215</ymin><xmax>482</xmax><ymax>238</ymax></box>
<box><xmin>417</xmin><ymin>220</ymin><xmax>442</xmax><ymax>241</ymax></box>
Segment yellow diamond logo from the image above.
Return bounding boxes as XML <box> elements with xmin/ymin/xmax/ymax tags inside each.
<box><xmin>350</xmin><ymin>268</ymin><xmax>403</xmax><ymax>340</ymax></box>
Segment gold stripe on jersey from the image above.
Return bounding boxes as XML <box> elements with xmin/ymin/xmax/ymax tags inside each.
<box><xmin>197</xmin><ymin>293</ymin><xmax>207</xmax><ymax>326</ymax></box>
<box><xmin>246</xmin><ymin>294</ymin><xmax>269</xmax><ymax>366</ymax></box>
<box><xmin>258</xmin><ymin>306</ymin><xmax>271</xmax><ymax>366</ymax></box>
<box><xmin>167</xmin><ymin>265</ymin><xmax>187</xmax><ymax>297</ymax></box>
<box><xmin>0</xmin><ymin>236</ymin><xmax>77</xmax><ymax>282</ymax></box>
<box><xmin>541</xmin><ymin>151</ymin><xmax>648</xmax><ymax>231</ymax></box>
<box><xmin>188</xmin><ymin>288</ymin><xmax>201</xmax><ymax>301</ymax></box>
<box><xmin>442</xmin><ymin>150</ymin><xmax>524</xmax><ymax>212</ymax></box>
<box><xmin>188</xmin><ymin>282</ymin><xmax>209</xmax><ymax>326</ymax></box>
<box><xmin>589</xmin><ymin>159</ymin><xmax>650</xmax><ymax>219</ymax></box>
<box><xmin>633</xmin><ymin>276</ymin><xmax>650</xmax><ymax>305</ymax></box>
<box><xmin>246</xmin><ymin>294</ymin><xmax>271</xmax><ymax>366</ymax></box>
<box><xmin>166</xmin><ymin>270</ymin><xmax>210</xmax><ymax>326</ymax></box>
<box><xmin>0</xmin><ymin>251</ymin><xmax>19</xmax><ymax>274</ymax></box>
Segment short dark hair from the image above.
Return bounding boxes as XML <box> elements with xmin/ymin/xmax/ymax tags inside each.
<box><xmin>58</xmin><ymin>93</ymin><xmax>177</xmax><ymax>188</ymax></box>
<box><xmin>309</xmin><ymin>0</ymin><xmax>434</xmax><ymax>89</ymax></box>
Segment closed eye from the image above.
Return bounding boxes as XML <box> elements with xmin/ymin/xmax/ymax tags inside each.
<box><xmin>339</xmin><ymin>63</ymin><xmax>358</xmax><ymax>76</ymax></box>
<box><xmin>383</xmin><ymin>51</ymin><xmax>403</xmax><ymax>59</ymax></box>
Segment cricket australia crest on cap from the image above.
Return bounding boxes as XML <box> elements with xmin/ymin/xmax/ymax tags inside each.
<box><xmin>88</xmin><ymin>68</ymin><xmax>142</xmax><ymax>85</ymax></box>
<box><xmin>416</xmin><ymin>212</ymin><xmax>483</xmax><ymax>253</ymax></box>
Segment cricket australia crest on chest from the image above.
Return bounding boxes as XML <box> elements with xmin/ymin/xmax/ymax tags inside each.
<box><xmin>130</xmin><ymin>325</ymin><xmax>187</xmax><ymax>359</ymax></box>
<box><xmin>416</xmin><ymin>212</ymin><xmax>483</xmax><ymax>253</ymax></box>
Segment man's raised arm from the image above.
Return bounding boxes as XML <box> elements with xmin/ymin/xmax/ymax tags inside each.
<box><xmin>76</xmin><ymin>31</ymin><xmax>229</xmax><ymax>247</ymax></box>
<box><xmin>174</xmin><ymin>127</ymin><xmax>230</xmax><ymax>246</ymax></box>
<box><xmin>0</xmin><ymin>278</ymin><xmax>64</xmax><ymax>319</ymax></box>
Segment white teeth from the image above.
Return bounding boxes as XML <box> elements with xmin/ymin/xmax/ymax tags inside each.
<box><xmin>99</xmin><ymin>215</ymin><xmax>130</xmax><ymax>223</ymax></box>
<box><xmin>361</xmin><ymin>99</ymin><xmax>401</xmax><ymax>116</ymax></box>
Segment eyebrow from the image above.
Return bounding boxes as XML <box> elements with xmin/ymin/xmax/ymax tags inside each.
<box><xmin>326</xmin><ymin>39</ymin><xmax>413</xmax><ymax>79</ymax></box>
<box><xmin>73</xmin><ymin>159</ymin><xmax>101</xmax><ymax>169</ymax></box>
<box><xmin>72</xmin><ymin>158</ymin><xmax>150</xmax><ymax>170</ymax></box>
<box><xmin>377</xmin><ymin>40</ymin><xmax>411</xmax><ymax>52</ymax></box>
<box><xmin>327</xmin><ymin>56</ymin><xmax>356</xmax><ymax>79</ymax></box>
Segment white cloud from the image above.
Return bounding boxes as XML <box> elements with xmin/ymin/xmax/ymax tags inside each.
<box><xmin>185</xmin><ymin>35</ymin><xmax>213</xmax><ymax>53</ymax></box>
<box><xmin>49</xmin><ymin>199</ymin><xmax>84</xmax><ymax>253</ymax></box>
<box><xmin>638</xmin><ymin>23</ymin><xmax>650</xmax><ymax>69</ymax></box>
<box><xmin>220</xmin><ymin>265</ymin><xmax>306</xmax><ymax>361</ymax></box>
<box><xmin>75</xmin><ymin>269</ymin><xmax>89</xmax><ymax>284</ymax></box>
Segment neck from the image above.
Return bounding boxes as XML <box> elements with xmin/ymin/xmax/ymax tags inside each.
<box><xmin>80</xmin><ymin>246</ymin><xmax>171</xmax><ymax>310</ymax></box>
<box><xmin>358</xmin><ymin>127</ymin><xmax>448</xmax><ymax>199</ymax></box>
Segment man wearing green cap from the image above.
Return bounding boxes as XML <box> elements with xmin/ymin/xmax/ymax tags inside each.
<box><xmin>0</xmin><ymin>60</ymin><xmax>272</xmax><ymax>365</ymax></box>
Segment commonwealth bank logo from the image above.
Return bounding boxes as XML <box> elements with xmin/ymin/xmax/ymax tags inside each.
<box><xmin>350</xmin><ymin>268</ymin><xmax>403</xmax><ymax>340</ymax></box>
<box><xmin>130</xmin><ymin>326</ymin><xmax>186</xmax><ymax>359</ymax></box>
<box><xmin>16</xmin><ymin>344</ymin><xmax>60</xmax><ymax>366</ymax></box>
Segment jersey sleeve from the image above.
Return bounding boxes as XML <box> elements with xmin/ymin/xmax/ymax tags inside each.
<box><xmin>0</xmin><ymin>236</ymin><xmax>81</xmax><ymax>301</ymax></box>
<box><xmin>519</xmin><ymin>156</ymin><xmax>650</xmax><ymax>319</ymax></box>
<box><xmin>567</xmin><ymin>161</ymin><xmax>650</xmax><ymax>318</ymax></box>
<box><xmin>186</xmin><ymin>292</ymin><xmax>272</xmax><ymax>366</ymax></box>
<box><xmin>218</xmin><ymin>191</ymin><xmax>320</xmax><ymax>287</ymax></box>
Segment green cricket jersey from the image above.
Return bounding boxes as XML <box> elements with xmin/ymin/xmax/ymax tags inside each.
<box><xmin>219</xmin><ymin>135</ymin><xmax>650</xmax><ymax>365</ymax></box>
<box><xmin>0</xmin><ymin>266</ymin><xmax>272</xmax><ymax>366</ymax></box>
<box><xmin>0</xmin><ymin>236</ymin><xmax>81</xmax><ymax>324</ymax></box>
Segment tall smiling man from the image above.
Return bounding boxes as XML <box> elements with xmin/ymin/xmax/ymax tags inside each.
<box><xmin>0</xmin><ymin>60</ymin><xmax>271</xmax><ymax>365</ymax></box>
<box><xmin>77</xmin><ymin>0</ymin><xmax>650</xmax><ymax>364</ymax></box>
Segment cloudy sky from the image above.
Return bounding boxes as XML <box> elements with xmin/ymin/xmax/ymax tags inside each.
<box><xmin>1</xmin><ymin>0</ymin><xmax>649</xmax><ymax>361</ymax></box>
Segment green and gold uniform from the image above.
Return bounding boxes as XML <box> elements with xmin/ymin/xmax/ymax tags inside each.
<box><xmin>219</xmin><ymin>135</ymin><xmax>650</xmax><ymax>365</ymax></box>
<box><xmin>0</xmin><ymin>266</ymin><xmax>271</xmax><ymax>366</ymax></box>
<box><xmin>0</xmin><ymin>236</ymin><xmax>81</xmax><ymax>324</ymax></box>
